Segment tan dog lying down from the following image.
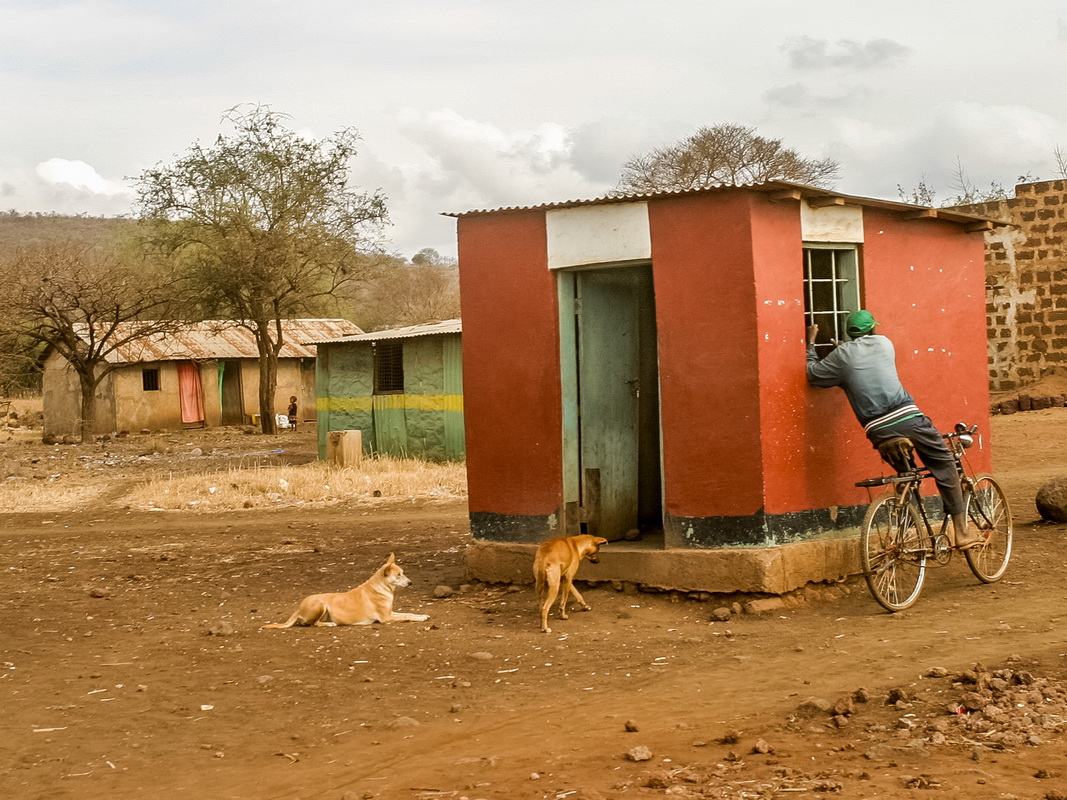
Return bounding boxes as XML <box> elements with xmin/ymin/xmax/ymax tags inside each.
<box><xmin>262</xmin><ymin>553</ymin><xmax>429</xmax><ymax>628</ymax></box>
<box><xmin>533</xmin><ymin>534</ymin><xmax>608</xmax><ymax>633</ymax></box>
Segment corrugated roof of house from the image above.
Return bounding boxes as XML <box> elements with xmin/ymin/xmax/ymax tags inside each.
<box><xmin>75</xmin><ymin>319</ymin><xmax>363</xmax><ymax>363</ymax></box>
<box><xmin>306</xmin><ymin>318</ymin><xmax>461</xmax><ymax>345</ymax></box>
<box><xmin>442</xmin><ymin>179</ymin><xmax>1011</xmax><ymax>228</ymax></box>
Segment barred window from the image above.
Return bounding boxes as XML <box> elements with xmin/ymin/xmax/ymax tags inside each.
<box><xmin>373</xmin><ymin>341</ymin><xmax>404</xmax><ymax>394</ymax></box>
<box><xmin>142</xmin><ymin>367</ymin><xmax>160</xmax><ymax>392</ymax></box>
<box><xmin>803</xmin><ymin>245</ymin><xmax>861</xmax><ymax>356</ymax></box>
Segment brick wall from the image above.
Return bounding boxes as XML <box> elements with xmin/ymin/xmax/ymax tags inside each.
<box><xmin>954</xmin><ymin>180</ymin><xmax>1067</xmax><ymax>391</ymax></box>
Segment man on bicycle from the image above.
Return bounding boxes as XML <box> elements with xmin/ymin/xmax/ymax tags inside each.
<box><xmin>806</xmin><ymin>309</ymin><xmax>981</xmax><ymax>550</ymax></box>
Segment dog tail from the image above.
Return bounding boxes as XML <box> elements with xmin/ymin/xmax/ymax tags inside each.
<box><xmin>534</xmin><ymin>557</ymin><xmax>547</xmax><ymax>598</ymax></box>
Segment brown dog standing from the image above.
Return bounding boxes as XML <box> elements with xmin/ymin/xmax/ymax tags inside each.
<box><xmin>533</xmin><ymin>534</ymin><xmax>608</xmax><ymax>633</ymax></box>
<box><xmin>261</xmin><ymin>553</ymin><xmax>428</xmax><ymax>628</ymax></box>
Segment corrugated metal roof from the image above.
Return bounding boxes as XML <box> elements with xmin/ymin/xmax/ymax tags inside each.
<box><xmin>308</xmin><ymin>318</ymin><xmax>461</xmax><ymax>345</ymax></box>
<box><xmin>442</xmin><ymin>179</ymin><xmax>1011</xmax><ymax>227</ymax></box>
<box><xmin>76</xmin><ymin>319</ymin><xmax>363</xmax><ymax>363</ymax></box>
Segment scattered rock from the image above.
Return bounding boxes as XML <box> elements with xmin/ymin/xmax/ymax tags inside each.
<box><xmin>831</xmin><ymin>694</ymin><xmax>855</xmax><ymax>717</ymax></box>
<box><xmin>795</xmin><ymin>697</ymin><xmax>832</xmax><ymax>718</ymax></box>
<box><xmin>87</xmin><ymin>587</ymin><xmax>109</xmax><ymax>598</ymax></box>
<box><xmin>710</xmin><ymin>607</ymin><xmax>732</xmax><ymax>622</ymax></box>
<box><xmin>208</xmin><ymin>620</ymin><xmax>236</xmax><ymax>636</ymax></box>
<box><xmin>925</xmin><ymin>666</ymin><xmax>949</xmax><ymax>678</ymax></box>
<box><xmin>885</xmin><ymin>687</ymin><xmax>910</xmax><ymax>705</ymax></box>
<box><xmin>388</xmin><ymin>716</ymin><xmax>420</xmax><ymax>729</ymax></box>
<box><xmin>625</xmin><ymin>745</ymin><xmax>653</xmax><ymax>762</ymax></box>
<box><xmin>624</xmin><ymin>719</ymin><xmax>639</xmax><ymax>732</ymax></box>
<box><xmin>743</xmin><ymin>597</ymin><xmax>785</xmax><ymax>615</ymax></box>
<box><xmin>751</xmin><ymin>738</ymin><xmax>774</xmax><ymax>754</ymax></box>
<box><xmin>1036</xmin><ymin>476</ymin><xmax>1067</xmax><ymax>523</ymax></box>
<box><xmin>433</xmin><ymin>585</ymin><xmax>454</xmax><ymax>598</ymax></box>
<box><xmin>645</xmin><ymin>769</ymin><xmax>672</xmax><ymax>788</ymax></box>
<box><xmin>469</xmin><ymin>651</ymin><xmax>493</xmax><ymax>660</ymax></box>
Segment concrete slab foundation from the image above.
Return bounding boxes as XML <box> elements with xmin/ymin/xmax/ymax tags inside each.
<box><xmin>466</xmin><ymin>534</ymin><xmax>862</xmax><ymax>595</ymax></box>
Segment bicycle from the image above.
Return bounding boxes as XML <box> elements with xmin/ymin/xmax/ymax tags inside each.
<box><xmin>855</xmin><ymin>422</ymin><xmax>1013</xmax><ymax>612</ymax></box>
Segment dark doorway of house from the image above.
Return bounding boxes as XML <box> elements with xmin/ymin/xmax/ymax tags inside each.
<box><xmin>219</xmin><ymin>361</ymin><xmax>244</xmax><ymax>426</ymax></box>
<box><xmin>573</xmin><ymin>264</ymin><xmax>662</xmax><ymax>541</ymax></box>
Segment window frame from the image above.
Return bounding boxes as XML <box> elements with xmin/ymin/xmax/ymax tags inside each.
<box><xmin>802</xmin><ymin>243</ymin><xmax>863</xmax><ymax>356</ymax></box>
<box><xmin>372</xmin><ymin>340</ymin><xmax>405</xmax><ymax>395</ymax></box>
<box><xmin>142</xmin><ymin>367</ymin><xmax>161</xmax><ymax>392</ymax></box>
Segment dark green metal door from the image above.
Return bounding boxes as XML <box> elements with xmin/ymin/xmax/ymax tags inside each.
<box><xmin>577</xmin><ymin>269</ymin><xmax>642</xmax><ymax>540</ymax></box>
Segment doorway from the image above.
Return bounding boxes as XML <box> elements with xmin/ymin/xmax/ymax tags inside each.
<box><xmin>219</xmin><ymin>360</ymin><xmax>244</xmax><ymax>426</ymax></box>
<box><xmin>559</xmin><ymin>264</ymin><xmax>662</xmax><ymax>541</ymax></box>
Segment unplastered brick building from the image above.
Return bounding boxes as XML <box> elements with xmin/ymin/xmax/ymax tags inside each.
<box><xmin>450</xmin><ymin>182</ymin><xmax>1002</xmax><ymax>594</ymax></box>
<box><xmin>953</xmin><ymin>180</ymin><xmax>1067</xmax><ymax>392</ymax></box>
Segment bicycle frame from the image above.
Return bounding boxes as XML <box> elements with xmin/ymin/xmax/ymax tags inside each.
<box><xmin>855</xmin><ymin>422</ymin><xmax>1012</xmax><ymax>611</ymax></box>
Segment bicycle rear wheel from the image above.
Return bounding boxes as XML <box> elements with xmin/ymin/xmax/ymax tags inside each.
<box><xmin>964</xmin><ymin>474</ymin><xmax>1013</xmax><ymax>583</ymax></box>
<box><xmin>861</xmin><ymin>492</ymin><xmax>929</xmax><ymax>611</ymax></box>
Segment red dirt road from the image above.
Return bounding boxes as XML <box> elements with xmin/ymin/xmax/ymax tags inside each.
<box><xmin>2</xmin><ymin>411</ymin><xmax>1067</xmax><ymax>799</ymax></box>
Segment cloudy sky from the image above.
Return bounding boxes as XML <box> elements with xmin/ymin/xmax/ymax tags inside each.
<box><xmin>3</xmin><ymin>0</ymin><xmax>1066</xmax><ymax>258</ymax></box>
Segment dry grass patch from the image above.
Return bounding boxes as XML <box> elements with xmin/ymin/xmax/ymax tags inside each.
<box><xmin>125</xmin><ymin>456</ymin><xmax>467</xmax><ymax>511</ymax></box>
<box><xmin>0</xmin><ymin>480</ymin><xmax>114</xmax><ymax>513</ymax></box>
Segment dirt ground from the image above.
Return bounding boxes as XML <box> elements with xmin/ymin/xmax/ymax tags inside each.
<box><xmin>2</xmin><ymin>413</ymin><xmax>1067</xmax><ymax>800</ymax></box>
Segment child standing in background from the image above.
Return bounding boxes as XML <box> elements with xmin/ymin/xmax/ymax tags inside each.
<box><xmin>287</xmin><ymin>396</ymin><xmax>298</xmax><ymax>430</ymax></box>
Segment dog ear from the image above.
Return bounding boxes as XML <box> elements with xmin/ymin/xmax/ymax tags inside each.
<box><xmin>386</xmin><ymin>552</ymin><xmax>396</xmax><ymax>565</ymax></box>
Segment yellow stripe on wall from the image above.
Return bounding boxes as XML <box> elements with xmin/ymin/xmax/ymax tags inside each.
<box><xmin>318</xmin><ymin>394</ymin><xmax>463</xmax><ymax>413</ymax></box>
<box><xmin>317</xmin><ymin>396</ymin><xmax>373</xmax><ymax>413</ymax></box>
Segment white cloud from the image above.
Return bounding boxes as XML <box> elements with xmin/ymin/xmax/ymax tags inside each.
<box><xmin>783</xmin><ymin>36</ymin><xmax>912</xmax><ymax>71</ymax></box>
<box><xmin>0</xmin><ymin>159</ymin><xmax>133</xmax><ymax>216</ymax></box>
<box><xmin>827</xmin><ymin>102</ymin><xmax>1064</xmax><ymax>201</ymax></box>
<box><xmin>350</xmin><ymin>109</ymin><xmax>632</xmax><ymax>258</ymax></box>
<box><xmin>36</xmin><ymin>158</ymin><xmax>128</xmax><ymax>196</ymax></box>
<box><xmin>764</xmin><ymin>83</ymin><xmax>872</xmax><ymax>112</ymax></box>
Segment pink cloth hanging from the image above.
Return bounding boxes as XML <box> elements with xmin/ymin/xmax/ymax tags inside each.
<box><xmin>176</xmin><ymin>362</ymin><xmax>205</xmax><ymax>423</ymax></box>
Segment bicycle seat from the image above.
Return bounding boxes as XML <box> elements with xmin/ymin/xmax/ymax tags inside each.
<box><xmin>877</xmin><ymin>436</ymin><xmax>917</xmax><ymax>473</ymax></box>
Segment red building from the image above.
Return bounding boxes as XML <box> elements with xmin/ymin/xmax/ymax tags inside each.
<box><xmin>451</xmin><ymin>182</ymin><xmax>1002</xmax><ymax>593</ymax></box>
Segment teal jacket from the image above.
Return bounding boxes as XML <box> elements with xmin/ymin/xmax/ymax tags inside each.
<box><xmin>806</xmin><ymin>334</ymin><xmax>916</xmax><ymax>429</ymax></box>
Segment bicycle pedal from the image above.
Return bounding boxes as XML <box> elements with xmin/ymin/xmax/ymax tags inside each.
<box><xmin>932</xmin><ymin>534</ymin><xmax>952</xmax><ymax>565</ymax></box>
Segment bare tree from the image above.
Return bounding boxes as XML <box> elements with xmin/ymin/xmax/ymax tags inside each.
<box><xmin>617</xmin><ymin>123</ymin><xmax>840</xmax><ymax>193</ymax></box>
<box><xmin>0</xmin><ymin>241</ymin><xmax>186</xmax><ymax>442</ymax></box>
<box><xmin>135</xmin><ymin>105</ymin><xmax>388</xmax><ymax>434</ymax></box>
<box><xmin>1053</xmin><ymin>145</ymin><xmax>1067</xmax><ymax>180</ymax></box>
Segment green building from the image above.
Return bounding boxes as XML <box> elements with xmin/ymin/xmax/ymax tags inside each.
<box><xmin>311</xmin><ymin>319</ymin><xmax>464</xmax><ymax>461</ymax></box>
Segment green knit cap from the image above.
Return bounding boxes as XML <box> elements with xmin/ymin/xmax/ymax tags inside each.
<box><xmin>846</xmin><ymin>310</ymin><xmax>878</xmax><ymax>338</ymax></box>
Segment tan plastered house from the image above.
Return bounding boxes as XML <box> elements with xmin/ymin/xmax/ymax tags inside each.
<box><xmin>42</xmin><ymin>319</ymin><xmax>361</xmax><ymax>438</ymax></box>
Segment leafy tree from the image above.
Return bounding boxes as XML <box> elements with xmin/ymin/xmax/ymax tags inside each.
<box><xmin>896</xmin><ymin>174</ymin><xmax>937</xmax><ymax>207</ymax></box>
<box><xmin>342</xmin><ymin>248</ymin><xmax>460</xmax><ymax>331</ymax></box>
<box><xmin>135</xmin><ymin>105</ymin><xmax>388</xmax><ymax>434</ymax></box>
<box><xmin>900</xmin><ymin>158</ymin><xmax>1044</xmax><ymax>209</ymax></box>
<box><xmin>0</xmin><ymin>240</ymin><xmax>186</xmax><ymax>442</ymax></box>
<box><xmin>616</xmin><ymin>123</ymin><xmax>840</xmax><ymax>193</ymax></box>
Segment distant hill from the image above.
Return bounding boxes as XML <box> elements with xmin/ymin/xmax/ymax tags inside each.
<box><xmin>0</xmin><ymin>212</ymin><xmax>130</xmax><ymax>251</ymax></box>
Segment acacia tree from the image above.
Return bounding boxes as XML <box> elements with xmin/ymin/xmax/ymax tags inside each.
<box><xmin>0</xmin><ymin>241</ymin><xmax>186</xmax><ymax>442</ymax></box>
<box><xmin>617</xmin><ymin>123</ymin><xmax>840</xmax><ymax>193</ymax></box>
<box><xmin>135</xmin><ymin>105</ymin><xmax>388</xmax><ymax>434</ymax></box>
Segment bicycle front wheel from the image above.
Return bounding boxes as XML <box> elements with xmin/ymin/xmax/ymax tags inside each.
<box><xmin>964</xmin><ymin>474</ymin><xmax>1013</xmax><ymax>583</ymax></box>
<box><xmin>861</xmin><ymin>493</ymin><xmax>929</xmax><ymax>612</ymax></box>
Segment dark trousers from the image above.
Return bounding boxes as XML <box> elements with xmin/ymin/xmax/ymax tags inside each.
<box><xmin>867</xmin><ymin>415</ymin><xmax>964</xmax><ymax>515</ymax></box>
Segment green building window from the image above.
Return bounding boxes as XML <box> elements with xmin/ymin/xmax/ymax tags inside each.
<box><xmin>373</xmin><ymin>341</ymin><xmax>404</xmax><ymax>394</ymax></box>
